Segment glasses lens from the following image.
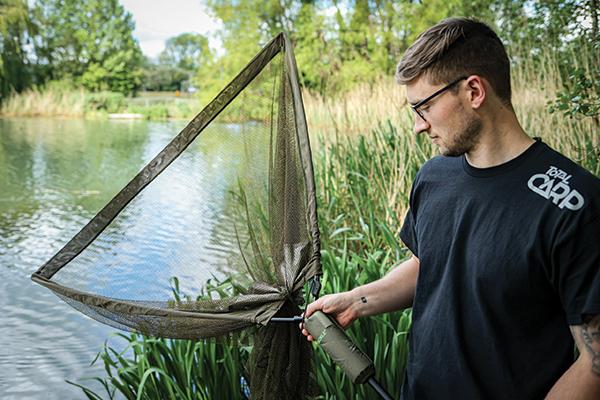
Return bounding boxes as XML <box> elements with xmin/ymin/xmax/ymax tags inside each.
<box><xmin>413</xmin><ymin>107</ymin><xmax>426</xmax><ymax>122</ymax></box>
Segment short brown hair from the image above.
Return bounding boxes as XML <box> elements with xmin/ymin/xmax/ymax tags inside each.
<box><xmin>396</xmin><ymin>17</ymin><xmax>512</xmax><ymax>104</ymax></box>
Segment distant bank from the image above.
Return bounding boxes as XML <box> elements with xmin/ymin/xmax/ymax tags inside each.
<box><xmin>0</xmin><ymin>88</ymin><xmax>200</xmax><ymax>120</ymax></box>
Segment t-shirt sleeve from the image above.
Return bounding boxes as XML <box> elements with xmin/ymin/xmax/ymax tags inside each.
<box><xmin>400</xmin><ymin>175</ymin><xmax>420</xmax><ymax>257</ymax></box>
<box><xmin>551</xmin><ymin>214</ymin><xmax>600</xmax><ymax>325</ymax></box>
<box><xmin>400</xmin><ymin>208</ymin><xmax>418</xmax><ymax>257</ymax></box>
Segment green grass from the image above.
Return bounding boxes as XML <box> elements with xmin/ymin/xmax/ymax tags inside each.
<box><xmin>307</xmin><ymin>121</ymin><xmax>433</xmax><ymax>399</ymax></box>
<box><xmin>67</xmin><ymin>121</ymin><xmax>425</xmax><ymax>399</ymax></box>
<box><xmin>66</xmin><ymin>43</ymin><xmax>598</xmax><ymax>399</ymax></box>
<box><xmin>0</xmin><ymin>86</ymin><xmax>199</xmax><ymax>120</ymax></box>
<box><xmin>67</xmin><ymin>92</ymin><xmax>598</xmax><ymax>399</ymax></box>
<box><xmin>67</xmin><ymin>332</ymin><xmax>251</xmax><ymax>400</ymax></box>
<box><xmin>0</xmin><ymin>86</ymin><xmax>88</xmax><ymax>117</ymax></box>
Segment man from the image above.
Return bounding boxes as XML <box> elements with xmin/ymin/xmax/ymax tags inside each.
<box><xmin>300</xmin><ymin>17</ymin><xmax>600</xmax><ymax>399</ymax></box>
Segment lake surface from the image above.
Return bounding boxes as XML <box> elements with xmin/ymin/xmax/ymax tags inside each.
<box><xmin>0</xmin><ymin>118</ymin><xmax>260</xmax><ymax>398</ymax></box>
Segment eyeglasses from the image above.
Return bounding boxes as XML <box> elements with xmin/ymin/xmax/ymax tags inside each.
<box><xmin>411</xmin><ymin>76</ymin><xmax>467</xmax><ymax>122</ymax></box>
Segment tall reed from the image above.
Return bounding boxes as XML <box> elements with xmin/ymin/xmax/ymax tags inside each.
<box><xmin>1</xmin><ymin>87</ymin><xmax>87</xmax><ymax>117</ymax></box>
<box><xmin>70</xmin><ymin>121</ymin><xmax>419</xmax><ymax>400</ymax></box>
<box><xmin>69</xmin><ymin>43</ymin><xmax>597</xmax><ymax>399</ymax></box>
<box><xmin>67</xmin><ymin>332</ymin><xmax>251</xmax><ymax>400</ymax></box>
<box><xmin>303</xmin><ymin>45</ymin><xmax>599</xmax><ymax>175</ymax></box>
<box><xmin>0</xmin><ymin>87</ymin><xmax>199</xmax><ymax>120</ymax></box>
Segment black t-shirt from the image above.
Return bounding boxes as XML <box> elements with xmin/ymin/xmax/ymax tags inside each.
<box><xmin>400</xmin><ymin>139</ymin><xmax>600</xmax><ymax>399</ymax></box>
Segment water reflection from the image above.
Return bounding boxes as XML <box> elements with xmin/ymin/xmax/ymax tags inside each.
<box><xmin>51</xmin><ymin>120</ymin><xmax>270</xmax><ymax>300</ymax></box>
<box><xmin>0</xmin><ymin>117</ymin><xmax>263</xmax><ymax>398</ymax></box>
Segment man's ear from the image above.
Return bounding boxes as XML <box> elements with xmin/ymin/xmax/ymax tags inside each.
<box><xmin>465</xmin><ymin>75</ymin><xmax>486</xmax><ymax>109</ymax></box>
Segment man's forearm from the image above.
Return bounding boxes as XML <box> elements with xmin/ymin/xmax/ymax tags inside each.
<box><xmin>545</xmin><ymin>356</ymin><xmax>600</xmax><ymax>399</ymax></box>
<box><xmin>546</xmin><ymin>316</ymin><xmax>600</xmax><ymax>399</ymax></box>
<box><xmin>349</xmin><ymin>255</ymin><xmax>419</xmax><ymax>319</ymax></box>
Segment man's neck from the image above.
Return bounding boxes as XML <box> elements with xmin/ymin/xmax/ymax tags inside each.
<box><xmin>464</xmin><ymin>110</ymin><xmax>534</xmax><ymax>169</ymax></box>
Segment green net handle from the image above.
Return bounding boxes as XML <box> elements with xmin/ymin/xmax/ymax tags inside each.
<box><xmin>304</xmin><ymin>311</ymin><xmax>375</xmax><ymax>384</ymax></box>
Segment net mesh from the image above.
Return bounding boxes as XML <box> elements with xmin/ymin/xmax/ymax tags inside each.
<box><xmin>31</xmin><ymin>33</ymin><xmax>321</xmax><ymax>345</ymax></box>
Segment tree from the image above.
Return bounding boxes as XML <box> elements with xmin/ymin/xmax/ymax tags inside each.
<box><xmin>0</xmin><ymin>0</ymin><xmax>32</xmax><ymax>98</ymax></box>
<box><xmin>202</xmin><ymin>0</ymin><xmax>465</xmax><ymax>95</ymax></box>
<box><xmin>159</xmin><ymin>32</ymin><xmax>210</xmax><ymax>72</ymax></box>
<box><xmin>32</xmin><ymin>0</ymin><xmax>142</xmax><ymax>94</ymax></box>
<box><xmin>141</xmin><ymin>64</ymin><xmax>190</xmax><ymax>91</ymax></box>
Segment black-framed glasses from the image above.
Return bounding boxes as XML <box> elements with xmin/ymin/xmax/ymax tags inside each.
<box><xmin>411</xmin><ymin>76</ymin><xmax>467</xmax><ymax>122</ymax></box>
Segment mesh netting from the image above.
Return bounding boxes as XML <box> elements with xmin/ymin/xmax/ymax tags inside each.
<box><xmin>31</xmin><ymin>33</ymin><xmax>321</xmax><ymax>343</ymax></box>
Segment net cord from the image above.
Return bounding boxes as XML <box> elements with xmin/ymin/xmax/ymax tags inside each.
<box><xmin>32</xmin><ymin>34</ymin><xmax>286</xmax><ymax>281</ymax></box>
<box><xmin>30</xmin><ymin>32</ymin><xmax>323</xmax><ymax>333</ymax></box>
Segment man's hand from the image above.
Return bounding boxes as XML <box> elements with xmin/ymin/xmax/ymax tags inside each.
<box><xmin>298</xmin><ymin>254</ymin><xmax>420</xmax><ymax>342</ymax></box>
<box><xmin>299</xmin><ymin>291</ymin><xmax>359</xmax><ymax>341</ymax></box>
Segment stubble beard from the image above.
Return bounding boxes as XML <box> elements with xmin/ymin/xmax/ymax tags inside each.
<box><xmin>439</xmin><ymin>112</ymin><xmax>483</xmax><ymax>157</ymax></box>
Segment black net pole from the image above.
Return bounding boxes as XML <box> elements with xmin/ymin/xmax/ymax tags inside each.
<box><xmin>368</xmin><ymin>377</ymin><xmax>395</xmax><ymax>400</ymax></box>
<box><xmin>269</xmin><ymin>316</ymin><xmax>303</xmax><ymax>323</ymax></box>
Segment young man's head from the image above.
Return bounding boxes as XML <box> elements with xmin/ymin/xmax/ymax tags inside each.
<box><xmin>396</xmin><ymin>17</ymin><xmax>513</xmax><ymax>156</ymax></box>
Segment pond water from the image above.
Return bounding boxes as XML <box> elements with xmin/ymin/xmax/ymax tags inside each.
<box><xmin>0</xmin><ymin>118</ymin><xmax>257</xmax><ymax>398</ymax></box>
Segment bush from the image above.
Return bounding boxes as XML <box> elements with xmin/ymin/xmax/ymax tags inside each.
<box><xmin>548</xmin><ymin>65</ymin><xmax>600</xmax><ymax>126</ymax></box>
<box><xmin>85</xmin><ymin>92</ymin><xmax>127</xmax><ymax>113</ymax></box>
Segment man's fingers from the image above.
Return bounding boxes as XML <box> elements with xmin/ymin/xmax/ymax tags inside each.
<box><xmin>300</xmin><ymin>328</ymin><xmax>314</xmax><ymax>342</ymax></box>
<box><xmin>304</xmin><ymin>297</ymin><xmax>325</xmax><ymax>319</ymax></box>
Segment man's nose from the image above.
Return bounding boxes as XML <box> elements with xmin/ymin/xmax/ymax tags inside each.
<box><xmin>413</xmin><ymin>115</ymin><xmax>430</xmax><ymax>135</ymax></box>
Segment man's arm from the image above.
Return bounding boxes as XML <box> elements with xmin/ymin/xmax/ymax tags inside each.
<box><xmin>300</xmin><ymin>254</ymin><xmax>419</xmax><ymax>341</ymax></box>
<box><xmin>546</xmin><ymin>314</ymin><xmax>600</xmax><ymax>399</ymax></box>
<box><xmin>348</xmin><ymin>254</ymin><xmax>420</xmax><ymax>318</ymax></box>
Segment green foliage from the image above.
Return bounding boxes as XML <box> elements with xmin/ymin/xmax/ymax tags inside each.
<box><xmin>31</xmin><ymin>0</ymin><xmax>142</xmax><ymax>95</ymax></box>
<box><xmin>159</xmin><ymin>32</ymin><xmax>211</xmax><ymax>72</ymax></box>
<box><xmin>308</xmin><ymin>122</ymin><xmax>427</xmax><ymax>398</ymax></box>
<box><xmin>140</xmin><ymin>33</ymin><xmax>211</xmax><ymax>93</ymax></box>
<box><xmin>2</xmin><ymin>0</ymin><xmax>599</xmax><ymax>105</ymax></box>
<box><xmin>0</xmin><ymin>0</ymin><xmax>33</xmax><ymax>98</ymax></box>
<box><xmin>67</xmin><ymin>332</ymin><xmax>251</xmax><ymax>400</ymax></box>
<box><xmin>140</xmin><ymin>64</ymin><xmax>190</xmax><ymax>92</ymax></box>
<box><xmin>200</xmin><ymin>0</ymin><xmax>599</xmax><ymax>100</ymax></box>
<box><xmin>85</xmin><ymin>92</ymin><xmax>126</xmax><ymax>114</ymax></box>
<box><xmin>199</xmin><ymin>0</ymin><xmax>490</xmax><ymax>96</ymax></box>
<box><xmin>548</xmin><ymin>65</ymin><xmax>600</xmax><ymax>124</ymax></box>
<box><xmin>195</xmin><ymin>1</ymin><xmax>265</xmax><ymax>104</ymax></box>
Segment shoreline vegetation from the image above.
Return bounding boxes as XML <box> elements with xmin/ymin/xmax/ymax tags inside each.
<box><xmin>56</xmin><ymin>49</ymin><xmax>597</xmax><ymax>400</ymax></box>
<box><xmin>2</xmin><ymin>45</ymin><xmax>595</xmax><ymax>176</ymax></box>
<box><xmin>0</xmin><ymin>87</ymin><xmax>200</xmax><ymax>120</ymax></box>
<box><xmin>3</xmin><ymin>1</ymin><xmax>597</xmax><ymax>397</ymax></box>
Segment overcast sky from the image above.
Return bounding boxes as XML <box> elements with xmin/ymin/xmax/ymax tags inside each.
<box><xmin>120</xmin><ymin>0</ymin><xmax>222</xmax><ymax>59</ymax></box>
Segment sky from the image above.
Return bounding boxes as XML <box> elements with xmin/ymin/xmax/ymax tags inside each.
<box><xmin>120</xmin><ymin>0</ymin><xmax>222</xmax><ymax>59</ymax></box>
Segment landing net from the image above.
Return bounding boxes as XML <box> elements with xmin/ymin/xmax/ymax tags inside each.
<box><xmin>31</xmin><ymin>33</ymin><xmax>321</xmax><ymax>345</ymax></box>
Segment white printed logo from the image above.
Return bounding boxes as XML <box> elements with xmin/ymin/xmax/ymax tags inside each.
<box><xmin>527</xmin><ymin>166</ymin><xmax>585</xmax><ymax>211</ymax></box>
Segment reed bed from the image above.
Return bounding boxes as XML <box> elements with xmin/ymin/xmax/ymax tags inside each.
<box><xmin>0</xmin><ymin>87</ymin><xmax>198</xmax><ymax>119</ymax></box>
<box><xmin>70</xmin><ymin>121</ymin><xmax>422</xmax><ymax>399</ymax></box>
<box><xmin>307</xmin><ymin>120</ymin><xmax>435</xmax><ymax>399</ymax></box>
<box><xmin>304</xmin><ymin>45</ymin><xmax>599</xmax><ymax>176</ymax></box>
<box><xmin>67</xmin><ymin>332</ymin><xmax>250</xmax><ymax>400</ymax></box>
<box><xmin>303</xmin><ymin>80</ymin><xmax>409</xmax><ymax>139</ymax></box>
<box><xmin>0</xmin><ymin>87</ymin><xmax>87</xmax><ymax>117</ymax></box>
<box><xmin>70</xmin><ymin>44</ymin><xmax>597</xmax><ymax>399</ymax></box>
